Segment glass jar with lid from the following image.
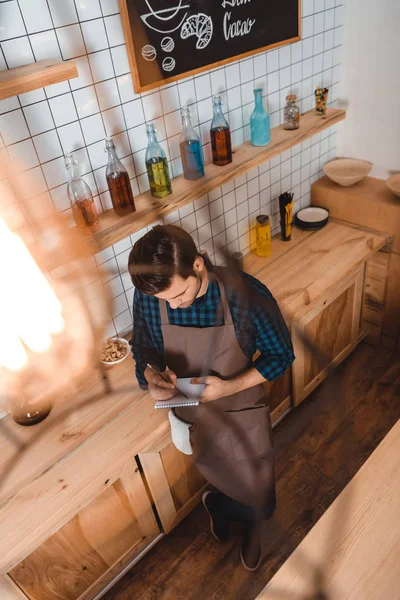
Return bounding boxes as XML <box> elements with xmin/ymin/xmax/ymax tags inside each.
<box><xmin>283</xmin><ymin>95</ymin><xmax>300</xmax><ymax>130</ymax></box>
<box><xmin>255</xmin><ymin>215</ymin><xmax>272</xmax><ymax>257</ymax></box>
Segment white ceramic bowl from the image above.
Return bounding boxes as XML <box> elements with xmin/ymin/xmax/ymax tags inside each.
<box><xmin>386</xmin><ymin>174</ymin><xmax>400</xmax><ymax>198</ymax></box>
<box><xmin>323</xmin><ymin>158</ymin><xmax>373</xmax><ymax>187</ymax></box>
<box><xmin>100</xmin><ymin>337</ymin><xmax>130</xmax><ymax>367</ymax></box>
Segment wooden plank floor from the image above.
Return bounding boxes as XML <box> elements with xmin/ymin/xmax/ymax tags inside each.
<box><xmin>105</xmin><ymin>342</ymin><xmax>400</xmax><ymax>600</ymax></box>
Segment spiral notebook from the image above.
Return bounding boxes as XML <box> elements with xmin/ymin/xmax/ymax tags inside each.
<box><xmin>154</xmin><ymin>378</ymin><xmax>205</xmax><ymax>409</ymax></box>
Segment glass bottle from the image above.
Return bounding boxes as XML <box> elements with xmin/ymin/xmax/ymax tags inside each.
<box><xmin>255</xmin><ymin>215</ymin><xmax>272</xmax><ymax>257</ymax></box>
<box><xmin>250</xmin><ymin>89</ymin><xmax>271</xmax><ymax>146</ymax></box>
<box><xmin>105</xmin><ymin>137</ymin><xmax>136</xmax><ymax>216</ymax></box>
<box><xmin>315</xmin><ymin>87</ymin><xmax>329</xmax><ymax>116</ymax></box>
<box><xmin>283</xmin><ymin>95</ymin><xmax>300</xmax><ymax>130</ymax></box>
<box><xmin>211</xmin><ymin>95</ymin><xmax>232</xmax><ymax>167</ymax></box>
<box><xmin>180</xmin><ymin>107</ymin><xmax>205</xmax><ymax>180</ymax></box>
<box><xmin>145</xmin><ymin>123</ymin><xmax>172</xmax><ymax>199</ymax></box>
<box><xmin>65</xmin><ymin>152</ymin><xmax>100</xmax><ymax>234</ymax></box>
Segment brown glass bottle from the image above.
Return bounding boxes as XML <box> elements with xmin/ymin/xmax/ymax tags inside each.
<box><xmin>106</xmin><ymin>171</ymin><xmax>135</xmax><ymax>216</ymax></box>
<box><xmin>105</xmin><ymin>137</ymin><xmax>136</xmax><ymax>216</ymax></box>
<box><xmin>211</xmin><ymin>127</ymin><xmax>232</xmax><ymax>166</ymax></box>
<box><xmin>211</xmin><ymin>96</ymin><xmax>232</xmax><ymax>167</ymax></box>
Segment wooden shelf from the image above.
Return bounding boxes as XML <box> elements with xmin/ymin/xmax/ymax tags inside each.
<box><xmin>86</xmin><ymin>108</ymin><xmax>346</xmax><ymax>251</ymax></box>
<box><xmin>0</xmin><ymin>60</ymin><xmax>78</xmax><ymax>101</ymax></box>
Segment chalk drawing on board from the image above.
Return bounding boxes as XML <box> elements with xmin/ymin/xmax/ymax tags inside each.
<box><xmin>161</xmin><ymin>37</ymin><xmax>175</xmax><ymax>52</ymax></box>
<box><xmin>141</xmin><ymin>1</ymin><xmax>190</xmax><ymax>34</ymax></box>
<box><xmin>142</xmin><ymin>45</ymin><xmax>157</xmax><ymax>61</ymax></box>
<box><xmin>162</xmin><ymin>57</ymin><xmax>176</xmax><ymax>72</ymax></box>
<box><xmin>181</xmin><ymin>14</ymin><xmax>213</xmax><ymax>50</ymax></box>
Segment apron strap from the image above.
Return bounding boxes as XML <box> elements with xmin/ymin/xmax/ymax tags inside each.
<box><xmin>159</xmin><ymin>298</ymin><xmax>169</xmax><ymax>325</ymax></box>
<box><xmin>216</xmin><ymin>275</ymin><xmax>233</xmax><ymax>326</ymax></box>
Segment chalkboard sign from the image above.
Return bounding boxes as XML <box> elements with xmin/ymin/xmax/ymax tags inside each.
<box><xmin>119</xmin><ymin>0</ymin><xmax>301</xmax><ymax>93</ymax></box>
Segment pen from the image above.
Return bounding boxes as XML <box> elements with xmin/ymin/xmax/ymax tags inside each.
<box><xmin>146</xmin><ymin>363</ymin><xmax>189</xmax><ymax>399</ymax></box>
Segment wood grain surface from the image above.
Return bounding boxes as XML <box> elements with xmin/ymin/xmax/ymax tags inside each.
<box><xmin>86</xmin><ymin>109</ymin><xmax>345</xmax><ymax>252</ymax></box>
<box><xmin>103</xmin><ymin>342</ymin><xmax>400</xmax><ymax>600</ymax></box>
<box><xmin>0</xmin><ymin>222</ymin><xmax>386</xmax><ymax>574</ymax></box>
<box><xmin>0</xmin><ymin>60</ymin><xmax>78</xmax><ymax>100</ymax></box>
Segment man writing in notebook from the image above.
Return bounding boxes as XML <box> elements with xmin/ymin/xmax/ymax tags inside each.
<box><xmin>129</xmin><ymin>225</ymin><xmax>294</xmax><ymax>571</ymax></box>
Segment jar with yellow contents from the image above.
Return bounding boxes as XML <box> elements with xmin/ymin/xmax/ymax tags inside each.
<box><xmin>255</xmin><ymin>215</ymin><xmax>272</xmax><ymax>257</ymax></box>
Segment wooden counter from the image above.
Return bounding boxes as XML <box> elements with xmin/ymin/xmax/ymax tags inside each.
<box><xmin>0</xmin><ymin>221</ymin><xmax>389</xmax><ymax>598</ymax></box>
<box><xmin>257</xmin><ymin>419</ymin><xmax>400</xmax><ymax>600</ymax></box>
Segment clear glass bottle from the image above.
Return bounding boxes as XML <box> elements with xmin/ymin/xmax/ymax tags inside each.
<box><xmin>65</xmin><ymin>152</ymin><xmax>100</xmax><ymax>234</ymax></box>
<box><xmin>180</xmin><ymin>106</ymin><xmax>205</xmax><ymax>180</ymax></box>
<box><xmin>250</xmin><ymin>88</ymin><xmax>271</xmax><ymax>146</ymax></box>
<box><xmin>255</xmin><ymin>215</ymin><xmax>272</xmax><ymax>257</ymax></box>
<box><xmin>105</xmin><ymin>137</ymin><xmax>136</xmax><ymax>216</ymax></box>
<box><xmin>283</xmin><ymin>95</ymin><xmax>300</xmax><ymax>130</ymax></box>
<box><xmin>211</xmin><ymin>95</ymin><xmax>232</xmax><ymax>166</ymax></box>
<box><xmin>145</xmin><ymin>123</ymin><xmax>172</xmax><ymax>199</ymax></box>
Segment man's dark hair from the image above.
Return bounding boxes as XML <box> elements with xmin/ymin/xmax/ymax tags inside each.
<box><xmin>128</xmin><ymin>225</ymin><xmax>199</xmax><ymax>295</ymax></box>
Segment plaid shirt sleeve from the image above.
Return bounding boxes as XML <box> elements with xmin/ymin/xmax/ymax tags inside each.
<box><xmin>246</xmin><ymin>276</ymin><xmax>295</xmax><ymax>382</ymax></box>
<box><xmin>130</xmin><ymin>289</ymin><xmax>165</xmax><ymax>387</ymax></box>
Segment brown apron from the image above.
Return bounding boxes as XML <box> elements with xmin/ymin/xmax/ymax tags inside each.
<box><xmin>160</xmin><ymin>274</ymin><xmax>275</xmax><ymax>510</ymax></box>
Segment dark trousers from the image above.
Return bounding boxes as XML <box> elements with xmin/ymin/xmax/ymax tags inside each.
<box><xmin>211</xmin><ymin>487</ymin><xmax>276</xmax><ymax>523</ymax></box>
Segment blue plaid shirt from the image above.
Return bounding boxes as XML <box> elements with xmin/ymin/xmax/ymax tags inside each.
<box><xmin>131</xmin><ymin>271</ymin><xmax>294</xmax><ymax>387</ymax></box>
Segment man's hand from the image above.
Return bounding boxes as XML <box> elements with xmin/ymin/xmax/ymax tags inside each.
<box><xmin>190</xmin><ymin>376</ymin><xmax>237</xmax><ymax>403</ymax></box>
<box><xmin>145</xmin><ymin>366</ymin><xmax>177</xmax><ymax>402</ymax></box>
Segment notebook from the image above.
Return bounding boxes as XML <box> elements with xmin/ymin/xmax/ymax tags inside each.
<box><xmin>154</xmin><ymin>378</ymin><xmax>205</xmax><ymax>409</ymax></box>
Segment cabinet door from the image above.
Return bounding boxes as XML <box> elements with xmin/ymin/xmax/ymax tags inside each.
<box><xmin>8</xmin><ymin>458</ymin><xmax>160</xmax><ymax>600</ymax></box>
<box><xmin>139</xmin><ymin>442</ymin><xmax>206</xmax><ymax>534</ymax></box>
<box><xmin>292</xmin><ymin>266</ymin><xmax>364</xmax><ymax>407</ymax></box>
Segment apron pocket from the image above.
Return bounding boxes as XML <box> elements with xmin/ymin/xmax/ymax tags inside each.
<box><xmin>225</xmin><ymin>405</ymin><xmax>272</xmax><ymax>460</ymax></box>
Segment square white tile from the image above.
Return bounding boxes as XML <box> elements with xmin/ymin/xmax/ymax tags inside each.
<box><xmin>81</xmin><ymin>18</ymin><xmax>108</xmax><ymax>53</ymax></box>
<box><xmin>73</xmin><ymin>86</ymin><xmax>100</xmax><ymax>118</ymax></box>
<box><xmin>279</xmin><ymin>45</ymin><xmax>291</xmax><ymax>68</ymax></box>
<box><xmin>57</xmin><ymin>24</ymin><xmax>86</xmax><ymax>59</ymax></box>
<box><xmin>88</xmin><ymin>49</ymin><xmax>115</xmax><ymax>83</ymax></box>
<box><xmin>48</xmin><ymin>0</ymin><xmax>78</xmax><ymax>27</ymax></box>
<box><xmin>57</xmin><ymin>121</ymin><xmax>85</xmax><ymax>153</ymax></box>
<box><xmin>42</xmin><ymin>156</ymin><xmax>69</xmax><ymax>188</ymax></box>
<box><xmin>0</xmin><ymin>109</ymin><xmax>29</xmax><ymax>145</ymax></box>
<box><xmin>194</xmin><ymin>74</ymin><xmax>212</xmax><ymax>102</ymax></box>
<box><xmin>45</xmin><ymin>81</ymin><xmax>70</xmax><ymax>99</ymax></box>
<box><xmin>49</xmin><ymin>94</ymin><xmax>78</xmax><ymax>127</ymax></box>
<box><xmin>111</xmin><ymin>44</ymin><xmax>130</xmax><ymax>76</ymax></box>
<box><xmin>23</xmin><ymin>101</ymin><xmax>54</xmax><ymax>136</ymax></box>
<box><xmin>80</xmin><ymin>113</ymin><xmax>106</xmax><ymax>145</ymax></box>
<box><xmin>104</xmin><ymin>14</ymin><xmax>125</xmax><ymax>46</ymax></box>
<box><xmin>142</xmin><ymin>92</ymin><xmax>163</xmax><ymax>121</ymax></box>
<box><xmin>76</xmin><ymin>0</ymin><xmax>102</xmax><ymax>21</ymax></box>
<box><xmin>225</xmin><ymin>63</ymin><xmax>240</xmax><ymax>88</ymax></box>
<box><xmin>18</xmin><ymin>89</ymin><xmax>46</xmax><ymax>107</ymax></box>
<box><xmin>29</xmin><ymin>30</ymin><xmax>61</xmax><ymax>61</ymax></box>
<box><xmin>178</xmin><ymin>79</ymin><xmax>196</xmax><ymax>106</ymax></box>
<box><xmin>103</xmin><ymin>105</ymin><xmax>125</xmax><ymax>136</ymax></box>
<box><xmin>2</xmin><ymin>37</ymin><xmax>34</xmax><ymax>68</ymax></box>
<box><xmin>96</xmin><ymin>78</ymin><xmax>120</xmax><ymax>111</ymax></box>
<box><xmin>19</xmin><ymin>0</ymin><xmax>53</xmax><ymax>34</ymax></box>
<box><xmin>0</xmin><ymin>1</ymin><xmax>26</xmax><ymax>42</ymax></box>
<box><xmin>33</xmin><ymin>130</ymin><xmax>63</xmax><ymax>163</ymax></box>
<box><xmin>100</xmin><ymin>0</ymin><xmax>120</xmax><ymax>16</ymax></box>
<box><xmin>122</xmin><ymin>98</ymin><xmax>145</xmax><ymax>129</ymax></box>
<box><xmin>7</xmin><ymin>139</ymin><xmax>39</xmax><ymax>171</ymax></box>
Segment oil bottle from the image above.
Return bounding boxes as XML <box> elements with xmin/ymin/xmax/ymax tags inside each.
<box><xmin>145</xmin><ymin>123</ymin><xmax>172</xmax><ymax>199</ymax></box>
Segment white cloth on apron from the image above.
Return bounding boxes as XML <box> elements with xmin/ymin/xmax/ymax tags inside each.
<box><xmin>168</xmin><ymin>409</ymin><xmax>193</xmax><ymax>455</ymax></box>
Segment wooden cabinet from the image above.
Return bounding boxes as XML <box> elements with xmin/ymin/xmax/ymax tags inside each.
<box><xmin>8</xmin><ymin>458</ymin><xmax>160</xmax><ymax>600</ymax></box>
<box><xmin>291</xmin><ymin>266</ymin><xmax>365</xmax><ymax>407</ymax></box>
<box><xmin>139</xmin><ymin>438</ymin><xmax>206</xmax><ymax>534</ymax></box>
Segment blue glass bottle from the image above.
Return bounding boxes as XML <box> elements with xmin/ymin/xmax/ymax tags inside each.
<box><xmin>250</xmin><ymin>89</ymin><xmax>270</xmax><ymax>147</ymax></box>
<box><xmin>180</xmin><ymin>106</ymin><xmax>205</xmax><ymax>180</ymax></box>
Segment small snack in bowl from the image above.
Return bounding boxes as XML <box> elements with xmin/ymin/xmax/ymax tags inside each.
<box><xmin>100</xmin><ymin>337</ymin><xmax>129</xmax><ymax>365</ymax></box>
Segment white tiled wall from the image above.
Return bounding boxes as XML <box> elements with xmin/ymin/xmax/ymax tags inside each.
<box><xmin>0</xmin><ymin>0</ymin><xmax>344</xmax><ymax>341</ymax></box>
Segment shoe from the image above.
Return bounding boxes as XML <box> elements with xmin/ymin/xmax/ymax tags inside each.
<box><xmin>202</xmin><ymin>491</ymin><xmax>230</xmax><ymax>542</ymax></box>
<box><xmin>240</xmin><ymin>525</ymin><xmax>262</xmax><ymax>572</ymax></box>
